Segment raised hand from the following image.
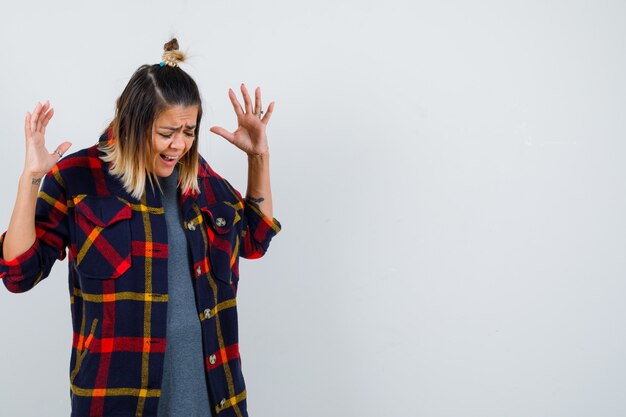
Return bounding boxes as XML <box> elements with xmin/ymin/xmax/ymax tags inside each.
<box><xmin>209</xmin><ymin>84</ymin><xmax>275</xmax><ymax>156</ymax></box>
<box><xmin>24</xmin><ymin>101</ymin><xmax>72</xmax><ymax>179</ymax></box>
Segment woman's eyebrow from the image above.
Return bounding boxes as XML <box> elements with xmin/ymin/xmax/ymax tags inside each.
<box><xmin>158</xmin><ymin>124</ymin><xmax>197</xmax><ymax>131</ymax></box>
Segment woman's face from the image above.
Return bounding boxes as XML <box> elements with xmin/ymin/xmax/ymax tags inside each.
<box><xmin>151</xmin><ymin>105</ymin><xmax>198</xmax><ymax>177</ymax></box>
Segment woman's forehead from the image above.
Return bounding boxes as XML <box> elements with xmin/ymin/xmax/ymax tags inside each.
<box><xmin>155</xmin><ymin>106</ymin><xmax>199</xmax><ymax>127</ymax></box>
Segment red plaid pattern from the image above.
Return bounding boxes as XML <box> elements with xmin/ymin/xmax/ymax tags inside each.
<box><xmin>0</xmin><ymin>133</ymin><xmax>281</xmax><ymax>417</ymax></box>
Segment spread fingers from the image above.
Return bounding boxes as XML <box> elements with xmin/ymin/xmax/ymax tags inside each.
<box><xmin>240</xmin><ymin>83</ymin><xmax>253</xmax><ymax>114</ymax></box>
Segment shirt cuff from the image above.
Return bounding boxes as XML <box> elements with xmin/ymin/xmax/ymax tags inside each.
<box><xmin>243</xmin><ymin>198</ymin><xmax>281</xmax><ymax>249</ymax></box>
<box><xmin>0</xmin><ymin>232</ymin><xmax>42</xmax><ymax>293</ymax></box>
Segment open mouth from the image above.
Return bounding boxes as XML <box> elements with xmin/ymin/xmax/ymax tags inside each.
<box><xmin>160</xmin><ymin>154</ymin><xmax>178</xmax><ymax>162</ymax></box>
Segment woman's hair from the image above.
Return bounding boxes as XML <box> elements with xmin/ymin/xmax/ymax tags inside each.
<box><xmin>100</xmin><ymin>38</ymin><xmax>202</xmax><ymax>199</ymax></box>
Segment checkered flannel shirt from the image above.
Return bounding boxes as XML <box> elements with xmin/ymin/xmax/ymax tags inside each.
<box><xmin>0</xmin><ymin>133</ymin><xmax>281</xmax><ymax>417</ymax></box>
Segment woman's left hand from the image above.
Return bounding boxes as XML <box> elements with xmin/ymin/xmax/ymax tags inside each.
<box><xmin>210</xmin><ymin>83</ymin><xmax>274</xmax><ymax>156</ymax></box>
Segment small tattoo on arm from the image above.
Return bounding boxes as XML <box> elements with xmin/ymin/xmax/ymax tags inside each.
<box><xmin>31</xmin><ymin>177</ymin><xmax>42</xmax><ymax>186</ymax></box>
<box><xmin>246</xmin><ymin>195</ymin><xmax>265</xmax><ymax>207</ymax></box>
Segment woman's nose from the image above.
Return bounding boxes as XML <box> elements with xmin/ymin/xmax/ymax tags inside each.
<box><xmin>170</xmin><ymin>134</ymin><xmax>185</xmax><ymax>150</ymax></box>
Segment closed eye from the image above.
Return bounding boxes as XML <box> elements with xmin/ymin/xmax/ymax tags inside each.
<box><xmin>158</xmin><ymin>132</ymin><xmax>195</xmax><ymax>139</ymax></box>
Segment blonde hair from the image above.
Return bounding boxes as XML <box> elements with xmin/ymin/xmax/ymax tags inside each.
<box><xmin>100</xmin><ymin>39</ymin><xmax>202</xmax><ymax>199</ymax></box>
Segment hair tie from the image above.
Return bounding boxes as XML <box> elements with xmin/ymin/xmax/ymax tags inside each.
<box><xmin>161</xmin><ymin>50</ymin><xmax>183</xmax><ymax>67</ymax></box>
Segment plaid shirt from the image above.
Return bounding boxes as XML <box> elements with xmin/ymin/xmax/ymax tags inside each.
<box><xmin>0</xmin><ymin>133</ymin><xmax>281</xmax><ymax>417</ymax></box>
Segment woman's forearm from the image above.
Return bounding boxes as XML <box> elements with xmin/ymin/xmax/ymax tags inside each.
<box><xmin>3</xmin><ymin>172</ymin><xmax>40</xmax><ymax>260</ymax></box>
<box><xmin>245</xmin><ymin>152</ymin><xmax>273</xmax><ymax>219</ymax></box>
<box><xmin>4</xmin><ymin>101</ymin><xmax>70</xmax><ymax>261</ymax></box>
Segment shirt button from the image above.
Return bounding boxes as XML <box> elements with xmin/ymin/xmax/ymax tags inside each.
<box><xmin>209</xmin><ymin>354</ymin><xmax>217</xmax><ymax>365</ymax></box>
<box><xmin>204</xmin><ymin>309</ymin><xmax>211</xmax><ymax>319</ymax></box>
<box><xmin>220</xmin><ymin>398</ymin><xmax>226</xmax><ymax>407</ymax></box>
<box><xmin>187</xmin><ymin>222</ymin><xmax>196</xmax><ymax>231</ymax></box>
<box><xmin>196</xmin><ymin>266</ymin><xmax>202</xmax><ymax>276</ymax></box>
<box><xmin>215</xmin><ymin>217</ymin><xmax>226</xmax><ymax>227</ymax></box>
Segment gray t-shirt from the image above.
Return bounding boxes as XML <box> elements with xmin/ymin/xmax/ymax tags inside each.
<box><xmin>157</xmin><ymin>169</ymin><xmax>212</xmax><ymax>417</ymax></box>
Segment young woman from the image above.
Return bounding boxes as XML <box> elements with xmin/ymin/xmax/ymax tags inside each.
<box><xmin>0</xmin><ymin>39</ymin><xmax>281</xmax><ymax>417</ymax></box>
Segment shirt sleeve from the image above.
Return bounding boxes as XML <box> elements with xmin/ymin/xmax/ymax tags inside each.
<box><xmin>221</xmin><ymin>180</ymin><xmax>280</xmax><ymax>260</ymax></box>
<box><xmin>0</xmin><ymin>171</ymin><xmax>69</xmax><ymax>293</ymax></box>
<box><xmin>239</xmin><ymin>196</ymin><xmax>282</xmax><ymax>260</ymax></box>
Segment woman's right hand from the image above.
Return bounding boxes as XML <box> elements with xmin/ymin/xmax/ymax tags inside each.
<box><xmin>24</xmin><ymin>101</ymin><xmax>72</xmax><ymax>179</ymax></box>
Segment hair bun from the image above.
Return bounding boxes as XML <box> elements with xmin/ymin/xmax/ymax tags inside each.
<box><xmin>161</xmin><ymin>38</ymin><xmax>185</xmax><ymax>67</ymax></box>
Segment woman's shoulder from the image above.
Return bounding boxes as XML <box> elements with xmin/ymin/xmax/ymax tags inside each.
<box><xmin>197</xmin><ymin>153</ymin><xmax>223</xmax><ymax>180</ymax></box>
<box><xmin>54</xmin><ymin>142</ymin><xmax>104</xmax><ymax>173</ymax></box>
<box><xmin>45</xmin><ymin>135</ymin><xmax>112</xmax><ymax>196</ymax></box>
<box><xmin>196</xmin><ymin>155</ymin><xmax>243</xmax><ymax>204</ymax></box>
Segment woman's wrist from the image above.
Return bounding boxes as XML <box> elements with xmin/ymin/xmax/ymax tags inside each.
<box><xmin>247</xmin><ymin>150</ymin><xmax>269</xmax><ymax>159</ymax></box>
<box><xmin>20</xmin><ymin>170</ymin><xmax>45</xmax><ymax>187</ymax></box>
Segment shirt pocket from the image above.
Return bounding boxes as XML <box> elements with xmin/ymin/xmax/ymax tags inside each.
<box><xmin>200</xmin><ymin>202</ymin><xmax>240</xmax><ymax>284</ymax></box>
<box><xmin>73</xmin><ymin>195</ymin><xmax>132</xmax><ymax>280</ymax></box>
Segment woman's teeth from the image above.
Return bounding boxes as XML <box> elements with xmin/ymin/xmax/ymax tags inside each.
<box><xmin>161</xmin><ymin>155</ymin><xmax>177</xmax><ymax>161</ymax></box>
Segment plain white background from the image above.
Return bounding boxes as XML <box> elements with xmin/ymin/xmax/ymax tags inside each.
<box><xmin>1</xmin><ymin>0</ymin><xmax>625</xmax><ymax>416</ymax></box>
